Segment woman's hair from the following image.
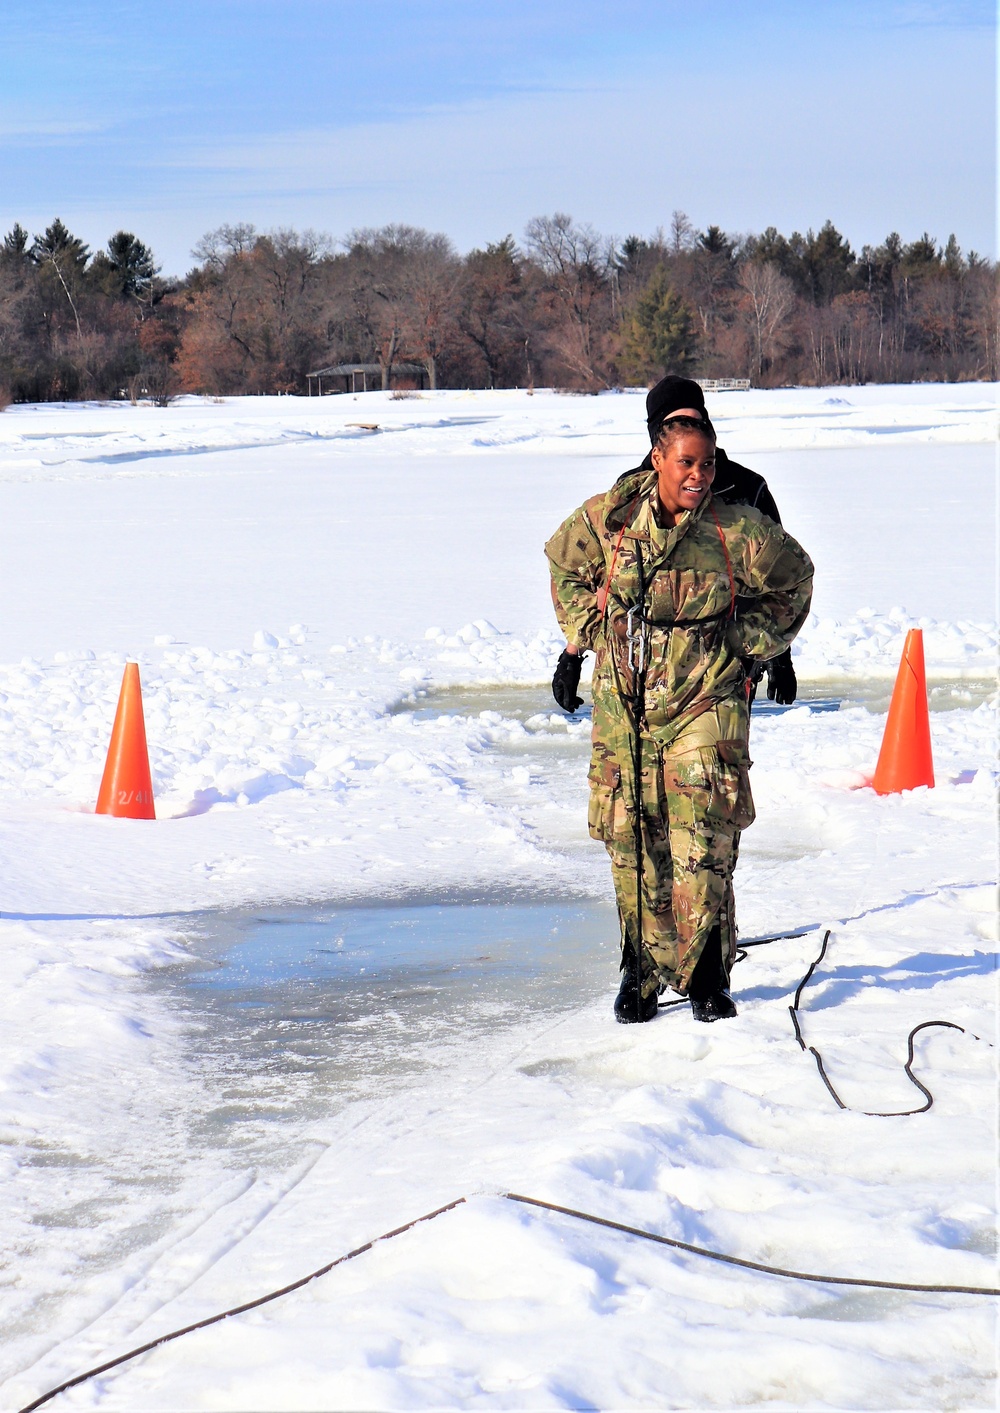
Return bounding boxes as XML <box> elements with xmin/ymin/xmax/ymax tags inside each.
<box><xmin>653</xmin><ymin>414</ymin><xmax>716</xmax><ymax>451</ymax></box>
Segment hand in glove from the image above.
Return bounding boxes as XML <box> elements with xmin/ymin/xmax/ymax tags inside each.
<box><xmin>552</xmin><ymin>649</ymin><xmax>584</xmax><ymax>713</ymax></box>
<box><xmin>766</xmin><ymin>649</ymin><xmax>797</xmax><ymax>706</ymax></box>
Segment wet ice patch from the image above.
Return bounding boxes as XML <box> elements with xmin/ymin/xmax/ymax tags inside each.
<box><xmin>165</xmin><ymin>898</ymin><xmax>619</xmax><ymax>1128</ymax></box>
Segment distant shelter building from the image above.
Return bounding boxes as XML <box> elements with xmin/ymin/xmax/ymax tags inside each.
<box><xmin>306</xmin><ymin>362</ymin><xmax>429</xmax><ymax>395</ymax></box>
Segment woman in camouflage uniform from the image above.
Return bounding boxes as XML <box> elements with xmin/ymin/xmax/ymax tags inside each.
<box><xmin>545</xmin><ymin>382</ymin><xmax>813</xmax><ymax>1023</ymax></box>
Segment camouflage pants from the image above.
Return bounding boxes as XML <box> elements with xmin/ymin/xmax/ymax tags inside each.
<box><xmin>588</xmin><ymin>701</ymin><xmax>755</xmax><ymax>999</ymax></box>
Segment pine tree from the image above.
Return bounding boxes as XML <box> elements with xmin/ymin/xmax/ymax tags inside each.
<box><xmin>943</xmin><ymin>234</ymin><xmax>964</xmax><ymax>277</ymax></box>
<box><xmin>621</xmin><ymin>266</ymin><xmax>697</xmax><ymax>380</ymax></box>
<box><xmin>1</xmin><ymin>223</ymin><xmax>30</xmax><ymax>264</ymax></box>
<box><xmin>31</xmin><ymin>218</ymin><xmax>90</xmax><ymax>336</ymax></box>
<box><xmin>31</xmin><ymin>219</ymin><xmax>90</xmax><ymax>274</ymax></box>
<box><xmin>91</xmin><ymin>231</ymin><xmax>158</xmax><ymax>301</ymax></box>
<box><xmin>699</xmin><ymin>226</ymin><xmax>734</xmax><ymax>259</ymax></box>
<box><xmin>901</xmin><ymin>233</ymin><xmax>941</xmax><ymax>276</ymax></box>
<box><xmin>800</xmin><ymin>221</ymin><xmax>856</xmax><ymax>304</ymax></box>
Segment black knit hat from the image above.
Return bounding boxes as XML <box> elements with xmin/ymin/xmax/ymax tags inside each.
<box><xmin>646</xmin><ymin>375</ymin><xmax>707</xmax><ymax>442</ymax></box>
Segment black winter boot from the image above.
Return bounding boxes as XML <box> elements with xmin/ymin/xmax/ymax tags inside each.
<box><xmin>690</xmin><ymin>990</ymin><xmax>738</xmax><ymax>1022</ymax></box>
<box><xmin>688</xmin><ymin>926</ymin><xmax>738</xmax><ymax>1023</ymax></box>
<box><xmin>614</xmin><ymin>943</ymin><xmax>658</xmax><ymax>1024</ymax></box>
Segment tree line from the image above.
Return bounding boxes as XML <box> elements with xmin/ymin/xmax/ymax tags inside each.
<box><xmin>0</xmin><ymin>211</ymin><xmax>996</xmax><ymax>403</ymax></box>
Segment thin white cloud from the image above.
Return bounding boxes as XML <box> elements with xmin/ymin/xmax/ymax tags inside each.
<box><xmin>0</xmin><ymin>117</ymin><xmax>108</xmax><ymax>141</ymax></box>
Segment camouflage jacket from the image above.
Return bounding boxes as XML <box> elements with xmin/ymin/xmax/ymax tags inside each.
<box><xmin>545</xmin><ymin>468</ymin><xmax>814</xmax><ymax>745</ymax></box>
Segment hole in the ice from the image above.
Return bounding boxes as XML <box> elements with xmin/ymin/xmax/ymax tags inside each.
<box><xmin>392</xmin><ymin>683</ymin><xmax>846</xmax><ymax>725</ymax></box>
<box><xmin>392</xmin><ymin>679</ymin><xmax>994</xmax><ymax>728</ymax></box>
<box><xmin>158</xmin><ymin>898</ymin><xmax>619</xmax><ymax>1136</ymax></box>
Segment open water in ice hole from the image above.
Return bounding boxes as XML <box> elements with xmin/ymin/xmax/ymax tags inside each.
<box><xmin>164</xmin><ymin>898</ymin><xmax>619</xmax><ymax>1146</ymax></box>
<box><xmin>391</xmin><ymin>678</ymin><xmax>995</xmax><ymax>724</ymax></box>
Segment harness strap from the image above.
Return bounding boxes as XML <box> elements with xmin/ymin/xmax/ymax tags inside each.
<box><xmin>709</xmin><ymin>500</ymin><xmax>737</xmax><ymax>622</ymax></box>
<box><xmin>597</xmin><ymin>493</ymin><xmax>642</xmax><ymax>616</ymax></box>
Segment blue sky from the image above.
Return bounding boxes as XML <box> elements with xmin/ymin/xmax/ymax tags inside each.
<box><xmin>2</xmin><ymin>0</ymin><xmax>994</xmax><ymax>275</ymax></box>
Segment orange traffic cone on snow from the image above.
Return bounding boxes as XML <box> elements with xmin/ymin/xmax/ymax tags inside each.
<box><xmin>95</xmin><ymin>663</ymin><xmax>155</xmax><ymax>819</ymax></box>
<box><xmin>871</xmin><ymin>629</ymin><xmax>934</xmax><ymax>795</ymax></box>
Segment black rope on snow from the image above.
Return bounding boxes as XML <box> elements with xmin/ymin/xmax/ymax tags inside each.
<box><xmin>16</xmin><ymin>1199</ymin><xmax>468</xmax><ymax>1413</ymax></box>
<box><xmin>504</xmin><ymin>1194</ymin><xmax>1000</xmax><ymax>1297</ymax></box>
<box><xmin>788</xmin><ymin>929</ymin><xmax>980</xmax><ymax>1117</ymax></box>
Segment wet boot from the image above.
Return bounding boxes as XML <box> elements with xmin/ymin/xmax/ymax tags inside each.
<box><xmin>614</xmin><ymin>942</ymin><xmax>657</xmax><ymax>1024</ymax></box>
<box><xmin>688</xmin><ymin>926</ymin><xmax>737</xmax><ymax>1023</ymax></box>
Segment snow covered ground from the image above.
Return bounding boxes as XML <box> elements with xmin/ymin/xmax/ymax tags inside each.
<box><xmin>0</xmin><ymin>384</ymin><xmax>996</xmax><ymax>1411</ymax></box>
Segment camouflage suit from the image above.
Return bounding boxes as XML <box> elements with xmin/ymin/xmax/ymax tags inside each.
<box><xmin>545</xmin><ymin>469</ymin><xmax>814</xmax><ymax>999</ymax></box>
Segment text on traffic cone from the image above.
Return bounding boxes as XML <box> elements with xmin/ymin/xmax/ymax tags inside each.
<box><xmin>871</xmin><ymin>628</ymin><xmax>934</xmax><ymax>795</ymax></box>
<box><xmin>96</xmin><ymin>662</ymin><xmax>156</xmax><ymax>819</ymax></box>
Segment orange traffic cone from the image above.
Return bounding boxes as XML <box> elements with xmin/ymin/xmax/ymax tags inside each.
<box><xmin>871</xmin><ymin>628</ymin><xmax>934</xmax><ymax>795</ymax></box>
<box><xmin>95</xmin><ymin>663</ymin><xmax>156</xmax><ymax>819</ymax></box>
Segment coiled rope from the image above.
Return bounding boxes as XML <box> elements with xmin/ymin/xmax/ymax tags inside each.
<box><xmin>18</xmin><ymin>929</ymin><xmax>997</xmax><ymax>1413</ymax></box>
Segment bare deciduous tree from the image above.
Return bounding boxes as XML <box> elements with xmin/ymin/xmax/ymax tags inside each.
<box><xmin>738</xmin><ymin>261</ymin><xmax>796</xmax><ymax>384</ymax></box>
<box><xmin>524</xmin><ymin>213</ymin><xmax>616</xmax><ymax>386</ymax></box>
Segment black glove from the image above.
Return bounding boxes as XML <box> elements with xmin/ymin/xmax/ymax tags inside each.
<box><xmin>766</xmin><ymin>650</ymin><xmax>797</xmax><ymax>705</ymax></box>
<box><xmin>552</xmin><ymin>649</ymin><xmax>584</xmax><ymax>712</ymax></box>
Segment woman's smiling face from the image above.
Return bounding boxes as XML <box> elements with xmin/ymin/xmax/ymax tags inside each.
<box><xmin>651</xmin><ymin>430</ymin><xmax>717</xmax><ymax>521</ymax></box>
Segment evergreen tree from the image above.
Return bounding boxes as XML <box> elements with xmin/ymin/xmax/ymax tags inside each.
<box><xmin>31</xmin><ymin>218</ymin><xmax>90</xmax><ymax>336</ymax></box>
<box><xmin>699</xmin><ymin>225</ymin><xmax>734</xmax><ymax>259</ymax></box>
<box><xmin>621</xmin><ymin>266</ymin><xmax>697</xmax><ymax>380</ymax></box>
<box><xmin>31</xmin><ymin>219</ymin><xmax>90</xmax><ymax>274</ymax></box>
<box><xmin>748</xmin><ymin>226</ymin><xmax>793</xmax><ymax>272</ymax></box>
<box><xmin>91</xmin><ymin>231</ymin><xmax>158</xmax><ymax>301</ymax></box>
<box><xmin>616</xmin><ymin>235</ymin><xmax>651</xmax><ymax>281</ymax></box>
<box><xmin>800</xmin><ymin>221</ymin><xmax>856</xmax><ymax>304</ymax></box>
<box><xmin>1</xmin><ymin>223</ymin><xmax>30</xmax><ymax>265</ymax></box>
<box><xmin>943</xmin><ymin>234</ymin><xmax>964</xmax><ymax>277</ymax></box>
<box><xmin>901</xmin><ymin>233</ymin><xmax>941</xmax><ymax>276</ymax></box>
<box><xmin>613</xmin><ymin>235</ymin><xmax>664</xmax><ymax>302</ymax></box>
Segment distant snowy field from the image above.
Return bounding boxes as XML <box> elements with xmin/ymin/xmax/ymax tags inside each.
<box><xmin>1</xmin><ymin>385</ymin><xmax>996</xmax><ymax>1411</ymax></box>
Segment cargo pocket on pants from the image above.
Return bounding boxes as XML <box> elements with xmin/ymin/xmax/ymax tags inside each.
<box><xmin>715</xmin><ymin>739</ymin><xmax>755</xmax><ymax>830</ymax></box>
<box><xmin>588</xmin><ymin>756</ymin><xmax>623</xmax><ymax>842</ymax></box>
